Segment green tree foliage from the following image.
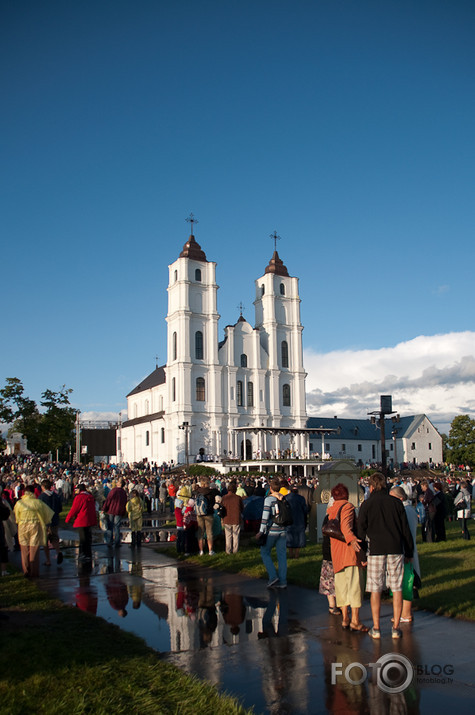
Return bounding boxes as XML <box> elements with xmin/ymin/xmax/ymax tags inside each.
<box><xmin>39</xmin><ymin>387</ymin><xmax>77</xmax><ymax>456</ymax></box>
<box><xmin>0</xmin><ymin>378</ymin><xmax>76</xmax><ymax>457</ymax></box>
<box><xmin>446</xmin><ymin>415</ymin><xmax>475</xmax><ymax>466</ymax></box>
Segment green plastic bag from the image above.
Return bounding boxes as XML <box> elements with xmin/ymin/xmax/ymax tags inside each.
<box><xmin>402</xmin><ymin>563</ymin><xmax>415</xmax><ymax>601</ymax></box>
<box><xmin>390</xmin><ymin>562</ymin><xmax>415</xmax><ymax>600</ymax></box>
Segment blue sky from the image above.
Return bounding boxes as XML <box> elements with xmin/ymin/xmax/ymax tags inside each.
<box><xmin>2</xmin><ymin>0</ymin><xmax>475</xmax><ymax>434</ymax></box>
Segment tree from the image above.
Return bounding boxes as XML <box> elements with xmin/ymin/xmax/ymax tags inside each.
<box><xmin>0</xmin><ymin>378</ymin><xmax>76</xmax><ymax>458</ymax></box>
<box><xmin>39</xmin><ymin>386</ymin><xmax>77</xmax><ymax>457</ymax></box>
<box><xmin>446</xmin><ymin>415</ymin><xmax>475</xmax><ymax>466</ymax></box>
<box><xmin>0</xmin><ymin>377</ymin><xmax>38</xmax><ymax>424</ymax></box>
<box><xmin>0</xmin><ymin>378</ymin><xmax>42</xmax><ymax>450</ymax></box>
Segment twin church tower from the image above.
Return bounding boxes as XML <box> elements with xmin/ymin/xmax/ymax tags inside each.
<box><xmin>119</xmin><ymin>221</ymin><xmax>308</xmax><ymax>465</ymax></box>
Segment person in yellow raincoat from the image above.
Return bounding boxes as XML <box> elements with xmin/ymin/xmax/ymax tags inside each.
<box><xmin>14</xmin><ymin>485</ymin><xmax>54</xmax><ymax>577</ymax></box>
<box><xmin>126</xmin><ymin>489</ymin><xmax>144</xmax><ymax>547</ymax></box>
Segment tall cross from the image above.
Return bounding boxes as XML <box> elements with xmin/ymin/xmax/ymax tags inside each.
<box><xmin>155</xmin><ymin>355</ymin><xmax>159</xmax><ymax>368</ymax></box>
<box><xmin>237</xmin><ymin>301</ymin><xmax>245</xmax><ymax>317</ymax></box>
<box><xmin>186</xmin><ymin>213</ymin><xmax>198</xmax><ymax>234</ymax></box>
<box><xmin>270</xmin><ymin>230</ymin><xmax>281</xmax><ymax>252</ymax></box>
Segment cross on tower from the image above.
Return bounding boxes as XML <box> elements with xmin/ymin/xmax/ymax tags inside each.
<box><xmin>186</xmin><ymin>213</ymin><xmax>198</xmax><ymax>235</ymax></box>
<box><xmin>237</xmin><ymin>301</ymin><xmax>245</xmax><ymax>317</ymax></box>
<box><xmin>270</xmin><ymin>230</ymin><xmax>281</xmax><ymax>252</ymax></box>
<box><xmin>155</xmin><ymin>355</ymin><xmax>159</xmax><ymax>368</ymax></box>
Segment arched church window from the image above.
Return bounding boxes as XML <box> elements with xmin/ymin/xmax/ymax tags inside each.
<box><xmin>145</xmin><ymin>400</ymin><xmax>150</xmax><ymax>415</ymax></box>
<box><xmin>283</xmin><ymin>383</ymin><xmax>291</xmax><ymax>407</ymax></box>
<box><xmin>145</xmin><ymin>431</ymin><xmax>150</xmax><ymax>446</ymax></box>
<box><xmin>195</xmin><ymin>331</ymin><xmax>204</xmax><ymax>360</ymax></box>
<box><xmin>240</xmin><ymin>353</ymin><xmax>247</xmax><ymax>367</ymax></box>
<box><xmin>174</xmin><ymin>270</ymin><xmax>178</xmax><ymax>282</ymax></box>
<box><xmin>196</xmin><ymin>377</ymin><xmax>205</xmax><ymax>401</ymax></box>
<box><xmin>280</xmin><ymin>283</ymin><xmax>285</xmax><ymax>295</ymax></box>
<box><xmin>172</xmin><ymin>332</ymin><xmax>177</xmax><ymax>361</ymax></box>
<box><xmin>261</xmin><ymin>284</ymin><xmax>265</xmax><ymax>296</ymax></box>
<box><xmin>247</xmin><ymin>381</ymin><xmax>254</xmax><ymax>407</ymax></box>
<box><xmin>195</xmin><ymin>268</ymin><xmax>202</xmax><ymax>281</ymax></box>
<box><xmin>281</xmin><ymin>340</ymin><xmax>289</xmax><ymax>368</ymax></box>
<box><xmin>172</xmin><ymin>377</ymin><xmax>176</xmax><ymax>402</ymax></box>
<box><xmin>161</xmin><ymin>427</ymin><xmax>165</xmax><ymax>443</ymax></box>
<box><xmin>237</xmin><ymin>380</ymin><xmax>243</xmax><ymax>406</ymax></box>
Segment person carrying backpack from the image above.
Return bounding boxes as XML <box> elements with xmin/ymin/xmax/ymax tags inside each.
<box><xmin>255</xmin><ymin>477</ymin><xmax>291</xmax><ymax>588</ymax></box>
<box><xmin>194</xmin><ymin>477</ymin><xmax>219</xmax><ymax>555</ymax></box>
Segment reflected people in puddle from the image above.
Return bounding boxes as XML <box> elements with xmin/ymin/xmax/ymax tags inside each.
<box><xmin>169</xmin><ymin>568</ymin><xmax>291</xmax><ymax>652</ymax></box>
<box><xmin>106</xmin><ymin>574</ymin><xmax>129</xmax><ymax>618</ymax></box>
<box><xmin>75</xmin><ymin>571</ymin><xmax>98</xmax><ymax>615</ymax></box>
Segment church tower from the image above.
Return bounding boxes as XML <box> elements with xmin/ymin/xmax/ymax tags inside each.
<box><xmin>165</xmin><ymin>217</ymin><xmax>222</xmax><ymax>459</ymax></box>
<box><xmin>254</xmin><ymin>239</ymin><xmax>307</xmax><ymax>430</ymax></box>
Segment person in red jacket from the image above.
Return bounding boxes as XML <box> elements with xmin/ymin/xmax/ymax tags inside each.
<box><xmin>66</xmin><ymin>484</ymin><xmax>97</xmax><ymax>561</ymax></box>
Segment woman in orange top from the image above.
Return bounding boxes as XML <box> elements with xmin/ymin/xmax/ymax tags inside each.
<box><xmin>326</xmin><ymin>483</ymin><xmax>367</xmax><ymax>632</ymax></box>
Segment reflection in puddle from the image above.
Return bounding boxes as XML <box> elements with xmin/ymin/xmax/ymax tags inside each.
<box><xmin>35</xmin><ymin>545</ymin><xmax>470</xmax><ymax>714</ymax></box>
<box><xmin>53</xmin><ymin>548</ymin><xmax>292</xmax><ymax>658</ymax></box>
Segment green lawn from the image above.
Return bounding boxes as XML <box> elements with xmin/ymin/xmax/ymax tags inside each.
<box><xmin>0</xmin><ymin>572</ymin><xmax>252</xmax><ymax>715</ymax></box>
<box><xmin>416</xmin><ymin>520</ymin><xmax>475</xmax><ymax>620</ymax></box>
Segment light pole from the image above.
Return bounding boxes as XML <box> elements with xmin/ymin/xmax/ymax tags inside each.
<box><xmin>179</xmin><ymin>421</ymin><xmax>190</xmax><ymax>472</ymax></box>
<box><xmin>392</xmin><ymin>427</ymin><xmax>399</xmax><ymax>473</ymax></box>
<box><xmin>368</xmin><ymin>395</ymin><xmax>399</xmax><ymax>476</ymax></box>
<box><xmin>75</xmin><ymin>411</ymin><xmax>81</xmax><ymax>464</ymax></box>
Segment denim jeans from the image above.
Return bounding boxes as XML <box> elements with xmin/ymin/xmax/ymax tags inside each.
<box><xmin>104</xmin><ymin>514</ymin><xmax>122</xmax><ymax>546</ymax></box>
<box><xmin>260</xmin><ymin>530</ymin><xmax>287</xmax><ymax>585</ymax></box>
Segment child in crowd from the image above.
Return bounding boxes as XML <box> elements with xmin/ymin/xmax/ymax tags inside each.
<box><xmin>174</xmin><ymin>498</ymin><xmax>186</xmax><ymax>554</ymax></box>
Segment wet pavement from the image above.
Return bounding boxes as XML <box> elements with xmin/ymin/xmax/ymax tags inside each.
<box><xmin>13</xmin><ymin>533</ymin><xmax>475</xmax><ymax>715</ymax></box>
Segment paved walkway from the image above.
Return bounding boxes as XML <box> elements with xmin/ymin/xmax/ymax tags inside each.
<box><xmin>13</xmin><ymin>534</ymin><xmax>475</xmax><ymax>715</ymax></box>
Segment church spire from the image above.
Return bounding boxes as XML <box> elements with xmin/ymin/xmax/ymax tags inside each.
<box><xmin>180</xmin><ymin>213</ymin><xmax>208</xmax><ymax>261</ymax></box>
<box><xmin>265</xmin><ymin>230</ymin><xmax>289</xmax><ymax>276</ymax></box>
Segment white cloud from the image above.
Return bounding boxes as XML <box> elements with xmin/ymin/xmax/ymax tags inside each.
<box><xmin>304</xmin><ymin>331</ymin><xmax>475</xmax><ymax>432</ymax></box>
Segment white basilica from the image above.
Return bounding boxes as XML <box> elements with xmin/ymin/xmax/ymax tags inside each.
<box><xmin>119</xmin><ymin>226</ymin><xmax>309</xmax><ymax>466</ymax></box>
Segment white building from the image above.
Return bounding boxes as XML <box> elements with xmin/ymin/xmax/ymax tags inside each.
<box><xmin>119</xmin><ymin>229</ymin><xmax>307</xmax><ymax>466</ymax></box>
<box><xmin>307</xmin><ymin>414</ymin><xmax>443</xmax><ymax>467</ymax></box>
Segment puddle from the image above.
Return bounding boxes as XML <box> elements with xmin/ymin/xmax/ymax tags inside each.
<box><xmin>29</xmin><ymin>543</ymin><xmax>475</xmax><ymax>715</ymax></box>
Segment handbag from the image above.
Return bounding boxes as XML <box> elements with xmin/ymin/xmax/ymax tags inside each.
<box><xmin>321</xmin><ymin>504</ymin><xmax>346</xmax><ymax>542</ymax></box>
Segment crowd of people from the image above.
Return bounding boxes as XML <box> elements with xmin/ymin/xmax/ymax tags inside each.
<box><xmin>0</xmin><ymin>453</ymin><xmax>473</xmax><ymax>638</ymax></box>
<box><xmin>319</xmin><ymin>468</ymin><xmax>473</xmax><ymax>639</ymax></box>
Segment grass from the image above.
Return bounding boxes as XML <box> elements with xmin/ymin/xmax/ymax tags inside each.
<box><xmin>0</xmin><ymin>571</ymin><xmax>252</xmax><ymax>715</ymax></box>
<box><xmin>164</xmin><ymin>521</ymin><xmax>475</xmax><ymax>621</ymax></box>
<box><xmin>416</xmin><ymin>520</ymin><xmax>475</xmax><ymax>620</ymax></box>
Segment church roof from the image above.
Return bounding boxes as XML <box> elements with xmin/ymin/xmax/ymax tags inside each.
<box><xmin>179</xmin><ymin>234</ymin><xmax>208</xmax><ymax>262</ymax></box>
<box><xmin>127</xmin><ymin>366</ymin><xmax>166</xmax><ymax>397</ymax></box>
<box><xmin>306</xmin><ymin>415</ymin><xmax>433</xmax><ymax>440</ymax></box>
<box><xmin>264</xmin><ymin>250</ymin><xmax>289</xmax><ymax>277</ymax></box>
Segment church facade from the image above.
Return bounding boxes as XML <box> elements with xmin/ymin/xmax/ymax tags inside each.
<box><xmin>119</xmin><ymin>229</ymin><xmax>308</xmax><ymax>466</ymax></box>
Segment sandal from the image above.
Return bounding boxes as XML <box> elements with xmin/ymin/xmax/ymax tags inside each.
<box><xmin>341</xmin><ymin>621</ymin><xmax>350</xmax><ymax>630</ymax></box>
<box><xmin>350</xmin><ymin>623</ymin><xmax>369</xmax><ymax>632</ymax></box>
<box><xmin>328</xmin><ymin>607</ymin><xmax>342</xmax><ymax>615</ymax></box>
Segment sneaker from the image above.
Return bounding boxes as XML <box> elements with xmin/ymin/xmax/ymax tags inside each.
<box><xmin>267</xmin><ymin>577</ymin><xmax>280</xmax><ymax>588</ymax></box>
<box><xmin>209</xmin><ymin>550</ymin><xmax>216</xmax><ymax>556</ymax></box>
<box><xmin>392</xmin><ymin>627</ymin><xmax>402</xmax><ymax>639</ymax></box>
<box><xmin>275</xmin><ymin>582</ymin><xmax>287</xmax><ymax>589</ymax></box>
<box><xmin>57</xmin><ymin>552</ymin><xmax>63</xmax><ymax>565</ymax></box>
<box><xmin>199</xmin><ymin>551</ymin><xmax>204</xmax><ymax>556</ymax></box>
<box><xmin>368</xmin><ymin>627</ymin><xmax>381</xmax><ymax>639</ymax></box>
